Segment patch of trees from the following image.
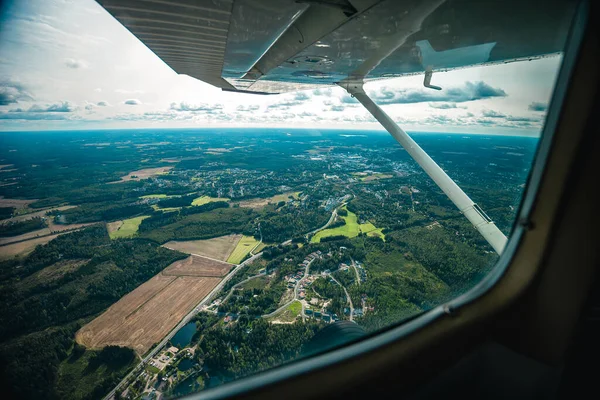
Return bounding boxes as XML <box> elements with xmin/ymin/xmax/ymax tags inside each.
<box><xmin>262</xmin><ymin>244</ymin><xmax>297</xmax><ymax>260</ymax></box>
<box><xmin>52</xmin><ymin>202</ymin><xmax>152</xmax><ymax>224</ymax></box>
<box><xmin>0</xmin><ymin>207</ymin><xmax>14</xmax><ymax>220</ymax></box>
<box><xmin>140</xmin><ymin>207</ymin><xmax>254</xmax><ymax>244</ymax></box>
<box><xmin>91</xmin><ymin>346</ymin><xmax>135</xmax><ymax>369</ymax></box>
<box><xmin>156</xmin><ymin>194</ymin><xmax>196</xmax><ymax>208</ymax></box>
<box><xmin>0</xmin><ymin>217</ymin><xmax>46</xmax><ymax>237</ymax></box>
<box><xmin>319</xmin><ymin>235</ymin><xmax>347</xmax><ymax>243</ymax></box>
<box><xmin>258</xmin><ymin>205</ymin><xmax>329</xmax><ymax>243</ymax></box>
<box><xmin>197</xmin><ymin>318</ymin><xmax>321</xmax><ymax>383</ymax></box>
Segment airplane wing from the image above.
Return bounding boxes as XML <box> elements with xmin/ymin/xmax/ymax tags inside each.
<box><xmin>96</xmin><ymin>0</ymin><xmax>576</xmax><ymax>94</ymax></box>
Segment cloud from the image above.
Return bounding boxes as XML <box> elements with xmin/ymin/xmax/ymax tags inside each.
<box><xmin>0</xmin><ymin>112</ymin><xmax>72</xmax><ymax>121</ymax></box>
<box><xmin>170</xmin><ymin>102</ymin><xmax>222</xmax><ymax>112</ymax></box>
<box><xmin>0</xmin><ymin>80</ymin><xmax>33</xmax><ymax>105</ymax></box>
<box><xmin>97</xmin><ymin>101</ymin><xmax>108</xmax><ymax>106</ymax></box>
<box><xmin>85</xmin><ymin>104</ymin><xmax>94</xmax><ymax>111</ymax></box>
<box><xmin>236</xmin><ymin>105</ymin><xmax>260</xmax><ymax>112</ymax></box>
<box><xmin>481</xmin><ymin>110</ymin><xmax>506</xmax><ymax>118</ymax></box>
<box><xmin>528</xmin><ymin>101</ymin><xmax>548</xmax><ymax>112</ymax></box>
<box><xmin>294</xmin><ymin>92</ymin><xmax>311</xmax><ymax>101</ymax></box>
<box><xmin>12</xmin><ymin>101</ymin><xmax>76</xmax><ymax>113</ymax></box>
<box><xmin>367</xmin><ymin>81</ymin><xmax>507</xmax><ymax>105</ymax></box>
<box><xmin>124</xmin><ymin>99</ymin><xmax>141</xmax><ymax>105</ymax></box>
<box><xmin>429</xmin><ymin>102</ymin><xmax>458</xmax><ymax>109</ymax></box>
<box><xmin>313</xmin><ymin>88</ymin><xmax>333</xmax><ymax>96</ymax></box>
<box><xmin>266</xmin><ymin>100</ymin><xmax>303</xmax><ymax>110</ymax></box>
<box><xmin>324</xmin><ymin>105</ymin><xmax>345</xmax><ymax>112</ymax></box>
<box><xmin>65</xmin><ymin>58</ymin><xmax>88</xmax><ymax>69</ymax></box>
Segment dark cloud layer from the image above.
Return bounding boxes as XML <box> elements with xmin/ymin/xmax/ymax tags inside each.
<box><xmin>528</xmin><ymin>101</ymin><xmax>548</xmax><ymax>112</ymax></box>
<box><xmin>0</xmin><ymin>80</ymin><xmax>33</xmax><ymax>105</ymax></box>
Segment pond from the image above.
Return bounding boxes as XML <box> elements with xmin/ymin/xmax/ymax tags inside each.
<box><xmin>177</xmin><ymin>358</ymin><xmax>194</xmax><ymax>371</ymax></box>
<box><xmin>171</xmin><ymin>322</ymin><xmax>196</xmax><ymax>348</ymax></box>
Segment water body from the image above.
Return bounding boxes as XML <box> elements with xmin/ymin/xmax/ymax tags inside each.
<box><xmin>178</xmin><ymin>358</ymin><xmax>194</xmax><ymax>371</ymax></box>
<box><xmin>171</xmin><ymin>322</ymin><xmax>196</xmax><ymax>348</ymax></box>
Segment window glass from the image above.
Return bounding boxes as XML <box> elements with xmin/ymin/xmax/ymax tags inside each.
<box><xmin>0</xmin><ymin>0</ymin><xmax>576</xmax><ymax>399</ymax></box>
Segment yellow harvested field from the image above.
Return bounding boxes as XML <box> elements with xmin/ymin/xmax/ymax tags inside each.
<box><xmin>108</xmin><ymin>167</ymin><xmax>173</xmax><ymax>184</ymax></box>
<box><xmin>0</xmin><ymin>197</ymin><xmax>37</xmax><ymax>209</ymax></box>
<box><xmin>0</xmin><ymin>234</ymin><xmax>59</xmax><ymax>260</ymax></box>
<box><xmin>0</xmin><ymin>228</ymin><xmax>51</xmax><ymax>246</ymax></box>
<box><xmin>227</xmin><ymin>235</ymin><xmax>260</xmax><ymax>264</ymax></box>
<box><xmin>163</xmin><ymin>234</ymin><xmax>242</xmax><ymax>261</ymax></box>
<box><xmin>163</xmin><ymin>255</ymin><xmax>231</xmax><ymax>277</ymax></box>
<box><xmin>76</xmin><ymin>271</ymin><xmax>221</xmax><ymax>355</ymax></box>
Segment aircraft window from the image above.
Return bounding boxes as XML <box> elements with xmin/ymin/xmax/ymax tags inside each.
<box><xmin>0</xmin><ymin>0</ymin><xmax>577</xmax><ymax>399</ymax></box>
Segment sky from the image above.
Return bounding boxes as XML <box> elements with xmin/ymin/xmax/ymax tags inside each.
<box><xmin>0</xmin><ymin>0</ymin><xmax>564</xmax><ymax>135</ymax></box>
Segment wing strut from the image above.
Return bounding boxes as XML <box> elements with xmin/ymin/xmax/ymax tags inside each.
<box><xmin>339</xmin><ymin>81</ymin><xmax>507</xmax><ymax>254</ymax></box>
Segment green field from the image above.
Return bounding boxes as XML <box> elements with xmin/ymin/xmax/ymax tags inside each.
<box><xmin>268</xmin><ymin>300</ymin><xmax>302</xmax><ymax>323</ymax></box>
<box><xmin>140</xmin><ymin>194</ymin><xmax>169</xmax><ymax>199</ymax></box>
<box><xmin>227</xmin><ymin>235</ymin><xmax>260</xmax><ymax>264</ymax></box>
<box><xmin>227</xmin><ymin>235</ymin><xmax>258</xmax><ymax>264</ymax></box>
<box><xmin>109</xmin><ymin>216</ymin><xmax>149</xmax><ymax>239</ymax></box>
<box><xmin>192</xmin><ymin>195</ymin><xmax>230</xmax><ymax>206</ymax></box>
<box><xmin>311</xmin><ymin>207</ymin><xmax>385</xmax><ymax>243</ymax></box>
<box><xmin>287</xmin><ymin>300</ymin><xmax>302</xmax><ymax>315</ymax></box>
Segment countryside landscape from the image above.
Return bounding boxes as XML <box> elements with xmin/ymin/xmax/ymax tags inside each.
<box><xmin>0</xmin><ymin>128</ymin><xmax>537</xmax><ymax>399</ymax></box>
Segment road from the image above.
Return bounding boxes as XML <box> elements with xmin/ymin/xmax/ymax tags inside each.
<box><xmin>106</xmin><ymin>199</ymin><xmax>342</xmax><ymax>398</ymax></box>
<box><xmin>103</xmin><ymin>252</ymin><xmax>263</xmax><ymax>400</ymax></box>
<box><xmin>221</xmin><ymin>272</ymin><xmax>265</xmax><ymax>304</ymax></box>
<box><xmin>350</xmin><ymin>258</ymin><xmax>361</xmax><ymax>286</ymax></box>
<box><xmin>281</xmin><ymin>207</ymin><xmax>338</xmax><ymax>246</ymax></box>
<box><xmin>262</xmin><ymin>258</ymin><xmax>313</xmax><ymax>319</ymax></box>
<box><xmin>329</xmin><ymin>274</ymin><xmax>354</xmax><ymax>322</ymax></box>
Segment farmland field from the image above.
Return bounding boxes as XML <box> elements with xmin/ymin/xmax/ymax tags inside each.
<box><xmin>163</xmin><ymin>255</ymin><xmax>232</xmax><ymax>277</ymax></box>
<box><xmin>108</xmin><ymin>216</ymin><xmax>149</xmax><ymax>239</ymax></box>
<box><xmin>76</xmin><ymin>270</ymin><xmax>221</xmax><ymax>355</ymax></box>
<box><xmin>227</xmin><ymin>235</ymin><xmax>260</xmax><ymax>264</ymax></box>
<box><xmin>163</xmin><ymin>234</ymin><xmax>242</xmax><ymax>261</ymax></box>
<box><xmin>0</xmin><ymin>234</ymin><xmax>60</xmax><ymax>260</ymax></box>
<box><xmin>191</xmin><ymin>195</ymin><xmax>229</xmax><ymax>206</ymax></box>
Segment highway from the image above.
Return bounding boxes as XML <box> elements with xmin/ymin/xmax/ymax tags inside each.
<box><xmin>103</xmin><ymin>252</ymin><xmax>263</xmax><ymax>400</ymax></box>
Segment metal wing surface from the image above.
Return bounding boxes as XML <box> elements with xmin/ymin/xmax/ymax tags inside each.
<box><xmin>97</xmin><ymin>0</ymin><xmax>576</xmax><ymax>94</ymax></box>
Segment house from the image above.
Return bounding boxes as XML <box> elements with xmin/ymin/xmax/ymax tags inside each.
<box><xmin>305</xmin><ymin>309</ymin><xmax>313</xmax><ymax>315</ymax></box>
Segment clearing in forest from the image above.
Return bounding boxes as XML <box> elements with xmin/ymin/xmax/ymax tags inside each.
<box><xmin>191</xmin><ymin>195</ymin><xmax>229</xmax><ymax>206</ymax></box>
<box><xmin>311</xmin><ymin>207</ymin><xmax>385</xmax><ymax>243</ymax></box>
<box><xmin>236</xmin><ymin>191</ymin><xmax>300</xmax><ymax>209</ymax></box>
<box><xmin>108</xmin><ymin>216</ymin><xmax>149</xmax><ymax>239</ymax></box>
<box><xmin>109</xmin><ymin>166</ymin><xmax>173</xmax><ymax>183</ymax></box>
<box><xmin>227</xmin><ymin>235</ymin><xmax>260</xmax><ymax>264</ymax></box>
<box><xmin>163</xmin><ymin>234</ymin><xmax>242</xmax><ymax>261</ymax></box>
